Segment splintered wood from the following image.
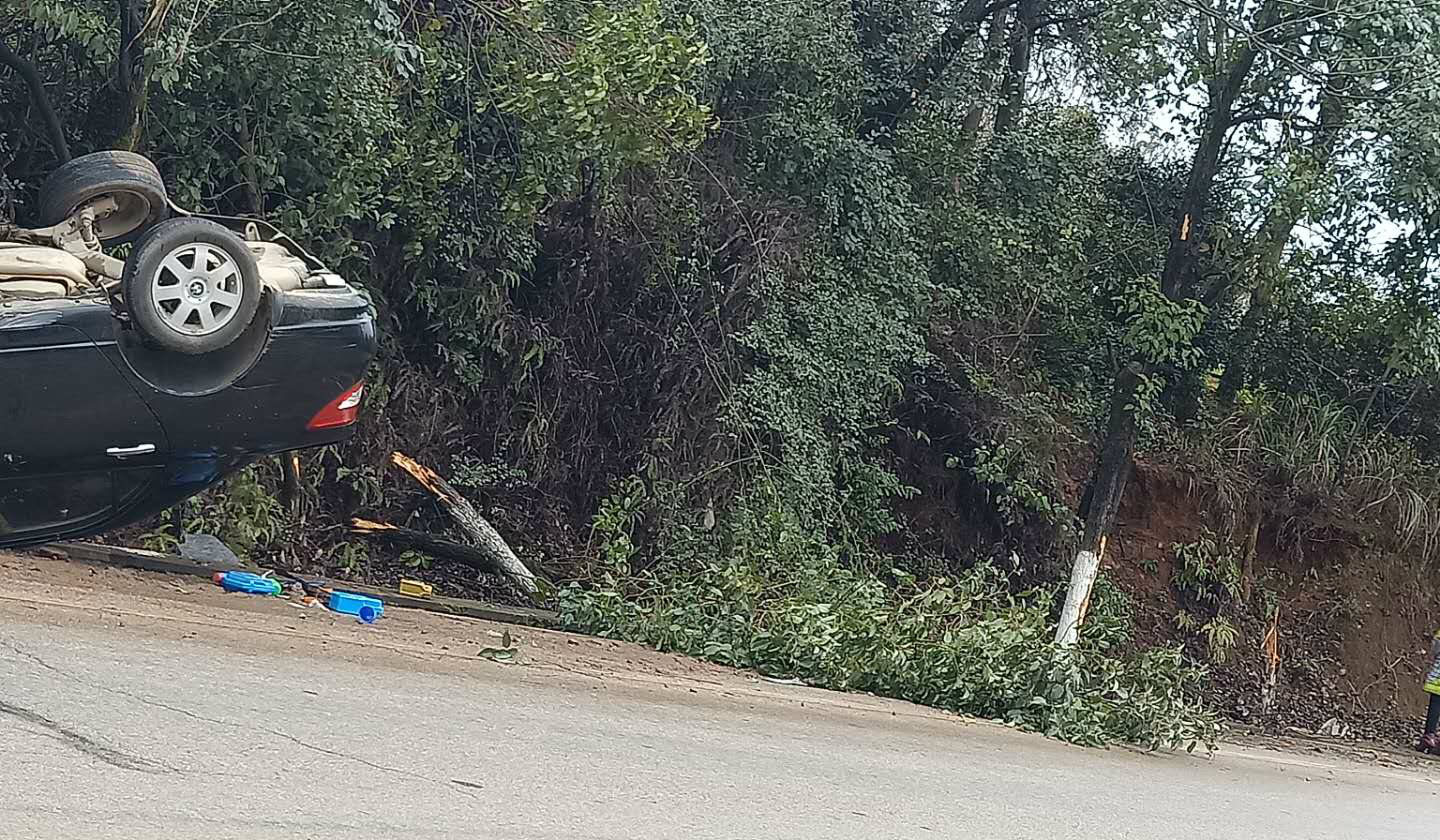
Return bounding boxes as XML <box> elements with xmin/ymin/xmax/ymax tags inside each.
<box><xmin>387</xmin><ymin>452</ymin><xmax>539</xmax><ymax>596</ymax></box>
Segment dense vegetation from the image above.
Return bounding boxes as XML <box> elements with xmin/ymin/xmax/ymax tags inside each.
<box><xmin>4</xmin><ymin>0</ymin><xmax>1439</xmax><ymax>747</ymax></box>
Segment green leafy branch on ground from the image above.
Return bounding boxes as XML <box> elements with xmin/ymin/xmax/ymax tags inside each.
<box><xmin>561</xmin><ymin>488</ymin><xmax>1219</xmax><ymax>751</ymax></box>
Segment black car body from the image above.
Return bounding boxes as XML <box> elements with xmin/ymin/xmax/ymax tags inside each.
<box><xmin>0</xmin><ymin>227</ymin><xmax>376</xmax><ymax>548</ymax></box>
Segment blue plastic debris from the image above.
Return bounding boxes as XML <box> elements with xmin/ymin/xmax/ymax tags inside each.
<box><xmin>212</xmin><ymin>570</ymin><xmax>283</xmax><ymax>596</ymax></box>
<box><xmin>328</xmin><ymin>590</ymin><xmax>384</xmax><ymax>623</ymax></box>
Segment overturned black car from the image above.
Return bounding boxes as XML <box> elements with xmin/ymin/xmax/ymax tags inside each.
<box><xmin>0</xmin><ymin>151</ymin><xmax>376</xmax><ymax>547</ymax></box>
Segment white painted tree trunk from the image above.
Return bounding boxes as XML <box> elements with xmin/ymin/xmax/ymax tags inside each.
<box><xmin>1054</xmin><ymin>548</ymin><xmax>1101</xmax><ymax>648</ymax></box>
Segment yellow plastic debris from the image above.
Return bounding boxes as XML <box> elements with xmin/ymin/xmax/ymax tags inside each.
<box><xmin>398</xmin><ymin>578</ymin><xmax>434</xmax><ymax>598</ymax></box>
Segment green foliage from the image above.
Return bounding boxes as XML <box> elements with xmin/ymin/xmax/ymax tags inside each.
<box><xmin>961</xmin><ymin>443</ymin><xmax>1066</xmax><ymax>527</ymax></box>
<box><xmin>494</xmin><ymin>0</ymin><xmax>712</xmax><ymax>213</ymax></box>
<box><xmin>1168</xmin><ymin>530</ymin><xmax>1246</xmax><ymax>663</ymax></box>
<box><xmin>722</xmin><ymin>91</ymin><xmax>929</xmax><ymax>546</ymax></box>
<box><xmin>142</xmin><ymin>466</ymin><xmax>284</xmax><ymax>557</ymax></box>
<box><xmin>1082</xmin><ymin>575</ymin><xmax>1137</xmax><ymax>652</ymax></box>
<box><xmin>449</xmin><ymin>455</ymin><xmax>530</xmax><ymax>494</ymax></box>
<box><xmin>590</xmin><ymin>475</ymin><xmax>649</xmax><ymax>573</ymax></box>
<box><xmin>1200</xmin><ymin>616</ymin><xmax>1239</xmax><ymax>664</ymax></box>
<box><xmin>562</xmin><ymin>510</ymin><xmax>1217</xmax><ymax>749</ymax></box>
<box><xmin>1119</xmin><ymin>286</ymin><xmax>1207</xmax><ymax>369</ymax></box>
<box><xmin>151</xmin><ymin>0</ymin><xmax>403</xmax><ymax>250</ymax></box>
<box><xmin>1171</xmin><ymin>529</ymin><xmax>1242</xmax><ymax>609</ymax></box>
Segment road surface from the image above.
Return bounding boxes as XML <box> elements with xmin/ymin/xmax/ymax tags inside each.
<box><xmin>0</xmin><ymin>554</ymin><xmax>1435</xmax><ymax>839</ymax></box>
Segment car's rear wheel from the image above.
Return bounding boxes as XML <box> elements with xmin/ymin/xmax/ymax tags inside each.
<box><xmin>122</xmin><ymin>218</ymin><xmax>262</xmax><ymax>355</ymax></box>
<box><xmin>38</xmin><ymin>151</ymin><xmax>170</xmax><ymax>242</ymax></box>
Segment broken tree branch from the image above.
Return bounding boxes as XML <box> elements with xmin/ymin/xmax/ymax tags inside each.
<box><xmin>350</xmin><ymin>518</ymin><xmax>509</xmax><ymax>578</ymax></box>
<box><xmin>388</xmin><ymin>451</ymin><xmax>538</xmax><ymax>595</ymax></box>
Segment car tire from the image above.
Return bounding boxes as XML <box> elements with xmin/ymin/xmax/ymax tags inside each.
<box><xmin>38</xmin><ymin>150</ymin><xmax>169</xmax><ymax>242</ymax></box>
<box><xmin>122</xmin><ymin>218</ymin><xmax>262</xmax><ymax>355</ymax></box>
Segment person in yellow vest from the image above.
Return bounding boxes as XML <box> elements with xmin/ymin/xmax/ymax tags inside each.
<box><xmin>1420</xmin><ymin>630</ymin><xmax>1440</xmax><ymax>754</ymax></box>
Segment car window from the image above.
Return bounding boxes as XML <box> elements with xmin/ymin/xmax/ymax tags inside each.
<box><xmin>0</xmin><ymin>472</ymin><xmax>143</xmax><ymax>536</ymax></box>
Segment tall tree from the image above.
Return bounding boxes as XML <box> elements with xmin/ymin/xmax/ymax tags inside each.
<box><xmin>1057</xmin><ymin>0</ymin><xmax>1440</xmax><ymax>645</ymax></box>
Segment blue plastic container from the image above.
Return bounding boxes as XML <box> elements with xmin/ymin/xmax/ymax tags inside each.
<box><xmin>213</xmin><ymin>571</ymin><xmax>283</xmax><ymax>596</ymax></box>
<box><xmin>328</xmin><ymin>590</ymin><xmax>384</xmax><ymax>623</ymax></box>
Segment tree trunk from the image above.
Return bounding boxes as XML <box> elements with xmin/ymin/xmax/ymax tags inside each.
<box><xmin>1161</xmin><ymin>92</ymin><xmax>1242</xmax><ymax>299</ymax></box>
<box><xmin>389</xmin><ymin>452</ymin><xmax>539</xmax><ymax>595</ymax></box>
<box><xmin>959</xmin><ymin>7</ymin><xmax>1014</xmax><ymax>144</ymax></box>
<box><xmin>350</xmin><ymin>518</ymin><xmax>512</xmax><ymax>578</ymax></box>
<box><xmin>115</xmin><ymin>0</ymin><xmax>149</xmax><ymax>151</ymax></box>
<box><xmin>237</xmin><ymin>110</ymin><xmax>263</xmax><ymax>215</ymax></box>
<box><xmin>1057</xmin><ymin>5</ymin><xmax>1285</xmax><ymax>648</ymax></box>
<box><xmin>1057</xmin><ymin>7</ymin><xmax>1282</xmax><ymax>647</ymax></box>
<box><xmin>992</xmin><ymin>0</ymin><xmax>1041</xmax><ymax>135</ymax></box>
<box><xmin>0</xmin><ymin>39</ymin><xmax>70</xmax><ymax>163</ymax></box>
<box><xmin>1159</xmin><ymin>0</ymin><xmax>1279</xmax><ymax>302</ymax></box>
<box><xmin>1056</xmin><ymin>363</ymin><xmax>1142</xmax><ymax>646</ymax></box>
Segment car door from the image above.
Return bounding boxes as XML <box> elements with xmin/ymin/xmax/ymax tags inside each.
<box><xmin>0</xmin><ymin>308</ymin><xmax>167</xmax><ymax>471</ymax></box>
<box><xmin>0</xmin><ymin>305</ymin><xmax>168</xmax><ymax>546</ymax></box>
<box><xmin>0</xmin><ymin>468</ymin><xmax>155</xmax><ymax>546</ymax></box>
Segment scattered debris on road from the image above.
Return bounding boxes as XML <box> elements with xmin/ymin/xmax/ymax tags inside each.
<box><xmin>44</xmin><ymin>541</ymin><xmax>560</xmax><ymax>627</ymax></box>
<box><xmin>210</xmin><ymin>566</ymin><xmax>387</xmax><ymax>624</ymax></box>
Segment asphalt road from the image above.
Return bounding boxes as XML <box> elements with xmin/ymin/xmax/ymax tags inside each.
<box><xmin>0</xmin><ymin>555</ymin><xmax>1435</xmax><ymax>839</ymax></box>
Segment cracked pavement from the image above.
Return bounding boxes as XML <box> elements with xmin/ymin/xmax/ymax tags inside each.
<box><xmin>1</xmin><ymin>553</ymin><xmax>1438</xmax><ymax>839</ymax></box>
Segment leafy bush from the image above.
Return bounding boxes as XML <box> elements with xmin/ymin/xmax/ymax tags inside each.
<box><xmin>561</xmin><ymin>494</ymin><xmax>1218</xmax><ymax>750</ymax></box>
<box><xmin>1166</xmin><ymin>529</ymin><xmax>1247</xmax><ymax>663</ymax></box>
<box><xmin>1171</xmin><ymin>529</ymin><xmax>1242</xmax><ymax>608</ymax></box>
<box><xmin>962</xmin><ymin>442</ymin><xmax>1067</xmax><ymax>526</ymax></box>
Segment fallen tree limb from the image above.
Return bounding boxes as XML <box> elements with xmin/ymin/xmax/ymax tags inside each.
<box><xmin>388</xmin><ymin>451</ymin><xmax>538</xmax><ymax>596</ymax></box>
<box><xmin>349</xmin><ymin>518</ymin><xmax>507</xmax><ymax>578</ymax></box>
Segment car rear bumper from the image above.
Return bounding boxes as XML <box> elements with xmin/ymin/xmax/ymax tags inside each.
<box><xmin>155</xmin><ymin>284</ymin><xmax>378</xmax><ymax>455</ymax></box>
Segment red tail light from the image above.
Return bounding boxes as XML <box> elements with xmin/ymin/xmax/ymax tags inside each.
<box><xmin>307</xmin><ymin>381</ymin><xmax>366</xmax><ymax>430</ymax></box>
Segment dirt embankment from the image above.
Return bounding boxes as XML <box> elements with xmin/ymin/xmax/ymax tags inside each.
<box><xmin>1106</xmin><ymin>465</ymin><xmax>1440</xmax><ymax>747</ymax></box>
